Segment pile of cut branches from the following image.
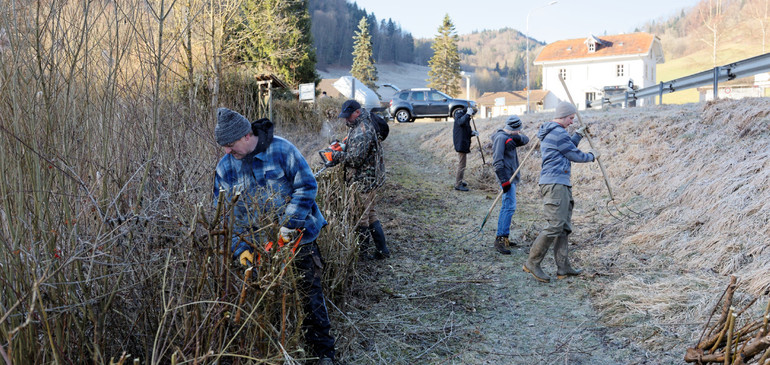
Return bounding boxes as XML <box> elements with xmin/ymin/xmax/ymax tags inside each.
<box><xmin>685</xmin><ymin>276</ymin><xmax>770</xmax><ymax>364</ymax></box>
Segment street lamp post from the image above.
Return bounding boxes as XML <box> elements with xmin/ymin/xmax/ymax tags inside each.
<box><xmin>526</xmin><ymin>0</ymin><xmax>558</xmax><ymax>114</ymax></box>
<box><xmin>460</xmin><ymin>71</ymin><xmax>471</xmax><ymax>100</ymax></box>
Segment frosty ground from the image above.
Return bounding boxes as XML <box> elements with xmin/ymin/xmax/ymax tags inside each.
<box><xmin>329</xmin><ymin>98</ymin><xmax>770</xmax><ymax>364</ymax></box>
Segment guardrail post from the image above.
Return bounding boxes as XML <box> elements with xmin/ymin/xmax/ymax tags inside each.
<box><xmin>659</xmin><ymin>82</ymin><xmax>664</xmax><ymax>105</ymax></box>
<box><xmin>713</xmin><ymin>66</ymin><xmax>720</xmax><ymax>101</ymax></box>
<box><xmin>624</xmin><ymin>91</ymin><xmax>629</xmax><ymax>108</ymax></box>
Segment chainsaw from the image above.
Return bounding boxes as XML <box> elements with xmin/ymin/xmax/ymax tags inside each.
<box><xmin>315</xmin><ymin>140</ymin><xmax>345</xmax><ymax>177</ymax></box>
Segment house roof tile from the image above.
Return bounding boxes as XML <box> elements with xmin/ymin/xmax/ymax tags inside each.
<box><xmin>535</xmin><ymin>32</ymin><xmax>657</xmax><ymax>63</ymax></box>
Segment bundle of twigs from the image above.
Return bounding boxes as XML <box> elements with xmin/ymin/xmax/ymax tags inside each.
<box><xmin>685</xmin><ymin>276</ymin><xmax>770</xmax><ymax>364</ymax></box>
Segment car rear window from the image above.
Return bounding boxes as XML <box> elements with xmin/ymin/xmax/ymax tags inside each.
<box><xmin>397</xmin><ymin>92</ymin><xmax>408</xmax><ymax>101</ymax></box>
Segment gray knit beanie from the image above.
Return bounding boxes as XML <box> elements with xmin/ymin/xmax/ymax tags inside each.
<box><xmin>215</xmin><ymin>107</ymin><xmax>252</xmax><ymax>146</ymax></box>
<box><xmin>554</xmin><ymin>101</ymin><xmax>577</xmax><ymax>119</ymax></box>
<box><xmin>504</xmin><ymin>115</ymin><xmax>522</xmax><ymax>131</ymax></box>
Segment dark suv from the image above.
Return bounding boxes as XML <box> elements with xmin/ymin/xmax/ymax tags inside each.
<box><xmin>388</xmin><ymin>88</ymin><xmax>477</xmax><ymax>123</ymax></box>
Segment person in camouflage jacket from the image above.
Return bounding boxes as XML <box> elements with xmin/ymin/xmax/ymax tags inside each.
<box><xmin>333</xmin><ymin>100</ymin><xmax>390</xmax><ymax>259</ymax></box>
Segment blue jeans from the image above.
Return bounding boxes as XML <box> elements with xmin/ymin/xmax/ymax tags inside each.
<box><xmin>496</xmin><ymin>183</ymin><xmax>517</xmax><ymax>237</ymax></box>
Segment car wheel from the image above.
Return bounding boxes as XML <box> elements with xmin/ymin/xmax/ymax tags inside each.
<box><xmin>395</xmin><ymin>109</ymin><xmax>411</xmax><ymax>123</ymax></box>
<box><xmin>451</xmin><ymin>107</ymin><xmax>465</xmax><ymax>120</ymax></box>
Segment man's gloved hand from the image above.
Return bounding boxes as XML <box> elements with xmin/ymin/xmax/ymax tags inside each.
<box><xmin>239</xmin><ymin>250</ymin><xmax>254</xmax><ymax>267</ymax></box>
<box><xmin>575</xmin><ymin>125</ymin><xmax>590</xmax><ymax>137</ymax></box>
<box><xmin>466</xmin><ymin>107</ymin><xmax>476</xmax><ymax>116</ymax></box>
<box><xmin>279</xmin><ymin>226</ymin><xmax>300</xmax><ymax>244</ymax></box>
<box><xmin>501</xmin><ymin>181</ymin><xmax>511</xmax><ymax>193</ymax></box>
<box><xmin>588</xmin><ymin>149</ymin><xmax>601</xmax><ymax>160</ymax></box>
<box><xmin>471</xmin><ymin>130</ymin><xmax>479</xmax><ymax>137</ymax></box>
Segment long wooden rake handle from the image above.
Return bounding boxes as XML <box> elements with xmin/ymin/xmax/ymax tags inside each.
<box><xmin>470</xmin><ymin>116</ymin><xmax>487</xmax><ymax>164</ymax></box>
<box><xmin>557</xmin><ymin>75</ymin><xmax>615</xmax><ymax>201</ymax></box>
<box><xmin>479</xmin><ymin>141</ymin><xmax>539</xmax><ymax>232</ymax></box>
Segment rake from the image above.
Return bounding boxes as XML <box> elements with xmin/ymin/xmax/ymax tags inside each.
<box><xmin>557</xmin><ymin>74</ymin><xmax>643</xmax><ymax>220</ymax></box>
<box><xmin>470</xmin><ymin>116</ymin><xmax>487</xmax><ymax>164</ymax></box>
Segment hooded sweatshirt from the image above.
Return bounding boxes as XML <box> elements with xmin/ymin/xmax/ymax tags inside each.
<box><xmin>491</xmin><ymin>128</ymin><xmax>529</xmax><ymax>185</ymax></box>
<box><xmin>536</xmin><ymin>121</ymin><xmax>595</xmax><ymax>186</ymax></box>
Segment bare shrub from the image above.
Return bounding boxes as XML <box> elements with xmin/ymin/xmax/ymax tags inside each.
<box><xmin>0</xmin><ymin>1</ymin><xmax>357</xmax><ymax>362</ymax></box>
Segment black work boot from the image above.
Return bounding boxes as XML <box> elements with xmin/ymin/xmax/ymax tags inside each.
<box><xmin>494</xmin><ymin>236</ymin><xmax>511</xmax><ymax>255</ymax></box>
<box><xmin>454</xmin><ymin>185</ymin><xmax>469</xmax><ymax>191</ymax></box>
<box><xmin>522</xmin><ymin>233</ymin><xmax>554</xmax><ymax>283</ymax></box>
<box><xmin>369</xmin><ymin>221</ymin><xmax>390</xmax><ymax>259</ymax></box>
<box><xmin>555</xmin><ymin>234</ymin><xmax>582</xmax><ymax>279</ymax></box>
<box><xmin>357</xmin><ymin>225</ymin><xmax>372</xmax><ymax>259</ymax></box>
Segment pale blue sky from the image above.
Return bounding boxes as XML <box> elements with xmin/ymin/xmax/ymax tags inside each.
<box><xmin>350</xmin><ymin>0</ymin><xmax>701</xmax><ymax>43</ymax></box>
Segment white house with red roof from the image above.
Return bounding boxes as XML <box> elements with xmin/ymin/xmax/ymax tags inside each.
<box><xmin>534</xmin><ymin>32</ymin><xmax>664</xmax><ymax>110</ymax></box>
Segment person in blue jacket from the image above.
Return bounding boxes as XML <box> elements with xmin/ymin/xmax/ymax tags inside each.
<box><xmin>212</xmin><ymin>107</ymin><xmax>336</xmax><ymax>364</ymax></box>
<box><xmin>523</xmin><ymin>102</ymin><xmax>600</xmax><ymax>283</ymax></box>
<box><xmin>490</xmin><ymin>115</ymin><xmax>529</xmax><ymax>254</ymax></box>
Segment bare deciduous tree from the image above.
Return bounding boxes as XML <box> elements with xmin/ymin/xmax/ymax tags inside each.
<box><xmin>749</xmin><ymin>0</ymin><xmax>770</xmax><ymax>52</ymax></box>
<box><xmin>698</xmin><ymin>0</ymin><xmax>724</xmax><ymax>66</ymax></box>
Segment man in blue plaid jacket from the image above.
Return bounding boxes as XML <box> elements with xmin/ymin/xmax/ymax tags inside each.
<box><xmin>213</xmin><ymin>107</ymin><xmax>336</xmax><ymax>364</ymax></box>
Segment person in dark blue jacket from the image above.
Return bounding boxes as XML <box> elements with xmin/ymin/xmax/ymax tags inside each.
<box><xmin>452</xmin><ymin>106</ymin><xmax>477</xmax><ymax>191</ymax></box>
<box><xmin>213</xmin><ymin>107</ymin><xmax>336</xmax><ymax>363</ymax></box>
<box><xmin>490</xmin><ymin>115</ymin><xmax>529</xmax><ymax>254</ymax></box>
<box><xmin>522</xmin><ymin>102</ymin><xmax>599</xmax><ymax>283</ymax></box>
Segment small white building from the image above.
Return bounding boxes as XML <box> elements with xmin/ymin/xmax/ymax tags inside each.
<box><xmin>534</xmin><ymin>32</ymin><xmax>665</xmax><ymax>110</ymax></box>
<box><xmin>476</xmin><ymin>90</ymin><xmax>557</xmax><ymax>118</ymax></box>
<box><xmin>697</xmin><ymin>73</ymin><xmax>770</xmax><ymax>101</ymax></box>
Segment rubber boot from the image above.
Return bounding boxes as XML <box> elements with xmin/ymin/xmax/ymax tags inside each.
<box><xmin>369</xmin><ymin>221</ymin><xmax>390</xmax><ymax>259</ymax></box>
<box><xmin>357</xmin><ymin>225</ymin><xmax>372</xmax><ymax>260</ymax></box>
<box><xmin>494</xmin><ymin>236</ymin><xmax>511</xmax><ymax>255</ymax></box>
<box><xmin>555</xmin><ymin>234</ymin><xmax>582</xmax><ymax>279</ymax></box>
<box><xmin>522</xmin><ymin>233</ymin><xmax>554</xmax><ymax>283</ymax></box>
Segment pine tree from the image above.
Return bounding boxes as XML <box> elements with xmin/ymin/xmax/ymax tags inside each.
<box><xmin>428</xmin><ymin>14</ymin><xmax>462</xmax><ymax>96</ymax></box>
<box><xmin>351</xmin><ymin>16</ymin><xmax>378</xmax><ymax>91</ymax></box>
<box><xmin>230</xmin><ymin>0</ymin><xmax>319</xmax><ymax>87</ymax></box>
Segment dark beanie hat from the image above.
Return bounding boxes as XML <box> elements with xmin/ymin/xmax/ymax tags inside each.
<box><xmin>338</xmin><ymin>99</ymin><xmax>361</xmax><ymax>118</ymax></box>
<box><xmin>504</xmin><ymin>115</ymin><xmax>522</xmax><ymax>131</ymax></box>
<box><xmin>215</xmin><ymin>107</ymin><xmax>252</xmax><ymax>146</ymax></box>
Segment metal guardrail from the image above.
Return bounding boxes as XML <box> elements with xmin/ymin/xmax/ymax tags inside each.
<box><xmin>593</xmin><ymin>52</ymin><xmax>770</xmax><ymax>108</ymax></box>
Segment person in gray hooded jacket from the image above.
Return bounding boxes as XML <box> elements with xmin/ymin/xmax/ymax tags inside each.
<box><xmin>522</xmin><ymin>101</ymin><xmax>599</xmax><ymax>283</ymax></box>
<box><xmin>490</xmin><ymin>115</ymin><xmax>529</xmax><ymax>255</ymax></box>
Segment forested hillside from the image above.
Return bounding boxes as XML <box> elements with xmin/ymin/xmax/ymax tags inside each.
<box><xmin>458</xmin><ymin>28</ymin><xmax>546</xmax><ymax>93</ymax></box>
<box><xmin>309</xmin><ymin>0</ymin><xmax>416</xmax><ymax>67</ymax></box>
<box><xmin>639</xmin><ymin>0</ymin><xmax>770</xmax><ymax>103</ymax></box>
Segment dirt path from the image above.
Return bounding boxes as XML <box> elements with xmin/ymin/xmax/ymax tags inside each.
<box><xmin>337</xmin><ymin>120</ymin><xmax>668</xmax><ymax>364</ymax></box>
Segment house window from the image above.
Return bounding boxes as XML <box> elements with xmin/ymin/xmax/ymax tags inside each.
<box><xmin>559</xmin><ymin>68</ymin><xmax>567</xmax><ymax>80</ymax></box>
<box><xmin>588</xmin><ymin>43</ymin><xmax>595</xmax><ymax>52</ymax></box>
<box><xmin>585</xmin><ymin>92</ymin><xmax>596</xmax><ymax>108</ymax></box>
<box><xmin>616</xmin><ymin>64</ymin><xmax>625</xmax><ymax>77</ymax></box>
